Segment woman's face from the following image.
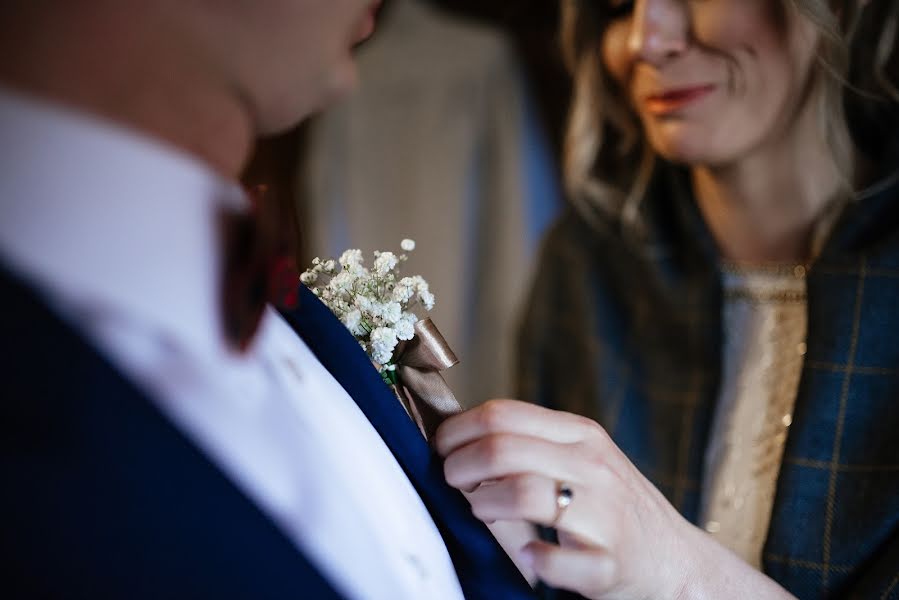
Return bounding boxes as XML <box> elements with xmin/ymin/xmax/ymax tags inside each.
<box><xmin>600</xmin><ymin>0</ymin><xmax>820</xmax><ymax>166</ymax></box>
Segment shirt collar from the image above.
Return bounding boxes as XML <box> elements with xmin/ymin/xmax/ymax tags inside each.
<box><xmin>0</xmin><ymin>86</ymin><xmax>248</xmax><ymax>358</ymax></box>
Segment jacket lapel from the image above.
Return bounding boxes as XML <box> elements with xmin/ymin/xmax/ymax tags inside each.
<box><xmin>0</xmin><ymin>268</ymin><xmax>345</xmax><ymax>599</ymax></box>
<box><xmin>282</xmin><ymin>285</ymin><xmax>535</xmax><ymax>600</ymax></box>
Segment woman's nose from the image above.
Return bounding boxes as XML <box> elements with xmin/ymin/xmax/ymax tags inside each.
<box><xmin>627</xmin><ymin>0</ymin><xmax>689</xmax><ymax>66</ymax></box>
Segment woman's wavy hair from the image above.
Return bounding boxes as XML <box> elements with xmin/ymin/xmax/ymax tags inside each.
<box><xmin>560</xmin><ymin>0</ymin><xmax>899</xmax><ymax>225</ymax></box>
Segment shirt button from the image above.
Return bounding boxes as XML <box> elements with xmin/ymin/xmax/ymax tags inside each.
<box><xmin>405</xmin><ymin>554</ymin><xmax>429</xmax><ymax>580</ymax></box>
<box><xmin>797</xmin><ymin>342</ymin><xmax>807</xmax><ymax>356</ymax></box>
<box><xmin>282</xmin><ymin>357</ymin><xmax>304</xmax><ymax>381</ymax></box>
<box><xmin>705</xmin><ymin>521</ymin><xmax>721</xmax><ymax>533</ymax></box>
<box><xmin>782</xmin><ymin>413</ymin><xmax>793</xmax><ymax>427</ymax></box>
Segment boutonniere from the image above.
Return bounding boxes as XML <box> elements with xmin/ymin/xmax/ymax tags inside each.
<box><xmin>301</xmin><ymin>240</ymin><xmax>461</xmax><ymax>440</ymax></box>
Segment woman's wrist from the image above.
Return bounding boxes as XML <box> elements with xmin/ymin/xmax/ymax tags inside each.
<box><xmin>674</xmin><ymin>523</ymin><xmax>797</xmax><ymax>600</ymax></box>
<box><xmin>663</xmin><ymin>519</ymin><xmax>710</xmax><ymax>600</ymax></box>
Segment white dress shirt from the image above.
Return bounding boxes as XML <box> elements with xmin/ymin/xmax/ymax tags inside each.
<box><xmin>0</xmin><ymin>87</ymin><xmax>465</xmax><ymax>600</ymax></box>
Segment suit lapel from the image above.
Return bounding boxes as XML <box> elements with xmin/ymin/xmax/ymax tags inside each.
<box><xmin>282</xmin><ymin>285</ymin><xmax>535</xmax><ymax>599</ymax></box>
<box><xmin>0</xmin><ymin>268</ymin><xmax>345</xmax><ymax>599</ymax></box>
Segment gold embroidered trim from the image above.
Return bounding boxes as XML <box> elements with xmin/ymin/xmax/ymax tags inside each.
<box><xmin>720</xmin><ymin>262</ymin><xmax>809</xmax><ymax>277</ymax></box>
<box><xmin>724</xmin><ymin>289</ymin><xmax>807</xmax><ymax>304</ymax></box>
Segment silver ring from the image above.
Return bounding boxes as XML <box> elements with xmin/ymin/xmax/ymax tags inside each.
<box><xmin>552</xmin><ymin>482</ymin><xmax>574</xmax><ymax>527</ymax></box>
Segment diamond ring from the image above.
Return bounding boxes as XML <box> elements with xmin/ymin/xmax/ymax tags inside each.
<box><xmin>552</xmin><ymin>482</ymin><xmax>574</xmax><ymax>528</ymax></box>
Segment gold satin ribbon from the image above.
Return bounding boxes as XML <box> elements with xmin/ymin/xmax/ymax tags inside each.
<box><xmin>390</xmin><ymin>318</ymin><xmax>462</xmax><ymax>441</ymax></box>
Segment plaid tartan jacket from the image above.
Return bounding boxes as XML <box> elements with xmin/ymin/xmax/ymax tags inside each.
<box><xmin>519</xmin><ymin>165</ymin><xmax>899</xmax><ymax>599</ymax></box>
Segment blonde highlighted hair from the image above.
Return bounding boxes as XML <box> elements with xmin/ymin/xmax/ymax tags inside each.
<box><xmin>560</xmin><ymin>0</ymin><xmax>899</xmax><ymax>224</ymax></box>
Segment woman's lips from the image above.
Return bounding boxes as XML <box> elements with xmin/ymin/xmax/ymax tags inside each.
<box><xmin>643</xmin><ymin>84</ymin><xmax>716</xmax><ymax>115</ymax></box>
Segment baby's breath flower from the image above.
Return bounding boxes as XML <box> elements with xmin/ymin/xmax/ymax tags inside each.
<box><xmin>342</xmin><ymin>309</ymin><xmax>365</xmax><ymax>336</ymax></box>
<box><xmin>395</xmin><ymin>314</ymin><xmax>416</xmax><ymax>341</ymax></box>
<box><xmin>404</xmin><ymin>275</ymin><xmax>429</xmax><ymax>294</ymax></box>
<box><xmin>339</xmin><ymin>249</ymin><xmax>363</xmax><ymax>268</ymax></box>
<box><xmin>370</xmin><ymin>326</ymin><xmax>398</xmax><ymax>365</ymax></box>
<box><xmin>381</xmin><ymin>301</ymin><xmax>403</xmax><ymax>325</ymax></box>
<box><xmin>354</xmin><ymin>295</ymin><xmax>372</xmax><ymax>311</ymax></box>
<box><xmin>373</xmin><ymin>251</ymin><xmax>398</xmax><ymax>275</ymax></box>
<box><xmin>419</xmin><ymin>290</ymin><xmax>435</xmax><ymax>311</ymax></box>
<box><xmin>367</xmin><ymin>301</ymin><xmax>385</xmax><ymax>319</ymax></box>
<box><xmin>330</xmin><ymin>270</ymin><xmax>354</xmax><ymax>291</ymax></box>
<box><xmin>330</xmin><ymin>297</ymin><xmax>350</xmax><ymax>314</ymax></box>
<box><xmin>300</xmin><ymin>239</ymin><xmax>437</xmax><ymax>372</ymax></box>
<box><xmin>393</xmin><ymin>278</ymin><xmax>415</xmax><ymax>303</ymax></box>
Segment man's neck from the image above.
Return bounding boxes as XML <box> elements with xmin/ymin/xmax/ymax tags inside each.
<box><xmin>0</xmin><ymin>5</ymin><xmax>253</xmax><ymax>179</ymax></box>
<box><xmin>690</xmin><ymin>103</ymin><xmax>844</xmax><ymax>264</ymax></box>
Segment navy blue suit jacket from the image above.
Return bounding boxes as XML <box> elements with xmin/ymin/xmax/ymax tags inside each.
<box><xmin>0</xmin><ymin>271</ymin><xmax>534</xmax><ymax>599</ymax></box>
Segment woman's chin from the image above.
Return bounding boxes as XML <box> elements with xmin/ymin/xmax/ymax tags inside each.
<box><xmin>648</xmin><ymin>129</ymin><xmax>727</xmax><ymax>167</ymax></box>
<box><xmin>646</xmin><ymin>119</ymin><xmax>756</xmax><ymax>168</ymax></box>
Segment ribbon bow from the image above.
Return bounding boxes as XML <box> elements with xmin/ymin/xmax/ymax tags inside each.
<box><xmin>390</xmin><ymin>318</ymin><xmax>463</xmax><ymax>441</ymax></box>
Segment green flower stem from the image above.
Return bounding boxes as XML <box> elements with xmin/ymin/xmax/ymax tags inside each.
<box><xmin>381</xmin><ymin>366</ymin><xmax>399</xmax><ymax>386</ymax></box>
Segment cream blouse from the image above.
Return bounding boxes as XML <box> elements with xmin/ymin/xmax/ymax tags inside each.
<box><xmin>699</xmin><ymin>263</ymin><xmax>809</xmax><ymax>569</ymax></box>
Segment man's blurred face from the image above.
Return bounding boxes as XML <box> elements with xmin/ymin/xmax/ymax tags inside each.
<box><xmin>193</xmin><ymin>0</ymin><xmax>380</xmax><ymax>134</ymax></box>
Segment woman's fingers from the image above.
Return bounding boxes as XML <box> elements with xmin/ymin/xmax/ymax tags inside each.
<box><xmin>437</xmin><ymin>402</ymin><xmax>709</xmax><ymax>600</ymax></box>
<box><xmin>521</xmin><ymin>540</ymin><xmax>618</xmax><ymax>600</ymax></box>
<box><xmin>434</xmin><ymin>399</ymin><xmax>609</xmax><ymax>457</ymax></box>
<box><xmin>442</xmin><ymin>432</ymin><xmax>585</xmax><ymax>492</ymax></box>
<box><xmin>465</xmin><ymin>473</ymin><xmax>618</xmax><ymax>548</ymax></box>
<box><xmin>465</xmin><ymin>473</ymin><xmax>559</xmax><ymax>523</ymax></box>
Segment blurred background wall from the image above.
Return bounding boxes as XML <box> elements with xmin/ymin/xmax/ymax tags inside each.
<box><xmin>244</xmin><ymin>0</ymin><xmax>571</xmax><ymax>408</ymax></box>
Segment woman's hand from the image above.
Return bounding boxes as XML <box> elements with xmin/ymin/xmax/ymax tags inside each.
<box><xmin>434</xmin><ymin>399</ymin><xmax>794</xmax><ymax>600</ymax></box>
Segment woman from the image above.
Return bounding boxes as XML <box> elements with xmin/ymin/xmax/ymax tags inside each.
<box><xmin>435</xmin><ymin>0</ymin><xmax>899</xmax><ymax>598</ymax></box>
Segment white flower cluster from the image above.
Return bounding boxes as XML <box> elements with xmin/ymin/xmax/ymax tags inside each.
<box><xmin>301</xmin><ymin>239</ymin><xmax>434</xmax><ymax>370</ymax></box>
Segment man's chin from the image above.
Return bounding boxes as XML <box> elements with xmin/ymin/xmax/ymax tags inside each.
<box><xmin>312</xmin><ymin>61</ymin><xmax>359</xmax><ymax>113</ymax></box>
<box><xmin>257</xmin><ymin>64</ymin><xmax>358</xmax><ymax>135</ymax></box>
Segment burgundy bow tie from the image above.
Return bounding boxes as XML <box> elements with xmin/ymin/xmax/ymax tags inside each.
<box><xmin>220</xmin><ymin>208</ymin><xmax>267</xmax><ymax>352</ymax></box>
<box><xmin>220</xmin><ymin>185</ymin><xmax>299</xmax><ymax>352</ymax></box>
